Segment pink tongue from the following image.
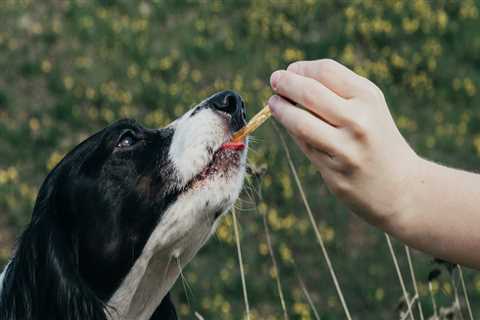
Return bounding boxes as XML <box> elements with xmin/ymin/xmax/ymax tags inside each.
<box><xmin>221</xmin><ymin>142</ymin><xmax>246</xmax><ymax>151</ymax></box>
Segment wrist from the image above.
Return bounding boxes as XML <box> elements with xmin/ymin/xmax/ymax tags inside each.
<box><xmin>383</xmin><ymin>154</ymin><xmax>432</xmax><ymax>237</ymax></box>
<box><xmin>380</xmin><ymin>151</ymin><xmax>425</xmax><ymax>234</ymax></box>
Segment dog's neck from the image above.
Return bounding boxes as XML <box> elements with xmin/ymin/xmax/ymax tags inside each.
<box><xmin>107</xmin><ymin>193</ymin><xmax>218</xmax><ymax>320</ymax></box>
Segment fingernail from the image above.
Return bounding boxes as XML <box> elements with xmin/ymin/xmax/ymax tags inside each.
<box><xmin>270</xmin><ymin>71</ymin><xmax>282</xmax><ymax>91</ymax></box>
<box><xmin>268</xmin><ymin>95</ymin><xmax>280</xmax><ymax>115</ymax></box>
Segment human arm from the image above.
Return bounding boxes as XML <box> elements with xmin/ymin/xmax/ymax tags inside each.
<box><xmin>268</xmin><ymin>59</ymin><xmax>480</xmax><ymax>269</ymax></box>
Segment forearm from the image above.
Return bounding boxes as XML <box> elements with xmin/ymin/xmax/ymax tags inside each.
<box><xmin>385</xmin><ymin>157</ymin><xmax>480</xmax><ymax>268</ymax></box>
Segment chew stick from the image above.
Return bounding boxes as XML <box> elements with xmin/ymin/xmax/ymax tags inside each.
<box><xmin>231</xmin><ymin>105</ymin><xmax>272</xmax><ymax>142</ymax></box>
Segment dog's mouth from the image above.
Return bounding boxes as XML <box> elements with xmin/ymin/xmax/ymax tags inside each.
<box><xmin>181</xmin><ymin>140</ymin><xmax>246</xmax><ymax>192</ymax></box>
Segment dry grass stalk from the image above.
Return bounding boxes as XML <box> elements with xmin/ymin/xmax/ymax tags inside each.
<box><xmin>232</xmin><ymin>208</ymin><xmax>251</xmax><ymax>320</ymax></box>
<box><xmin>450</xmin><ymin>271</ymin><xmax>465</xmax><ymax>320</ymax></box>
<box><xmin>400</xmin><ymin>294</ymin><xmax>419</xmax><ymax>320</ymax></box>
<box><xmin>385</xmin><ymin>234</ymin><xmax>415</xmax><ymax>320</ymax></box>
<box><xmin>294</xmin><ymin>264</ymin><xmax>321</xmax><ymax>320</ymax></box>
<box><xmin>429</xmin><ymin>281</ymin><xmax>439</xmax><ymax>319</ymax></box>
<box><xmin>262</xmin><ymin>212</ymin><xmax>290</xmax><ymax>320</ymax></box>
<box><xmin>405</xmin><ymin>246</ymin><xmax>425</xmax><ymax>320</ymax></box>
<box><xmin>275</xmin><ymin>124</ymin><xmax>352</xmax><ymax>320</ymax></box>
<box><xmin>457</xmin><ymin>266</ymin><xmax>474</xmax><ymax>320</ymax></box>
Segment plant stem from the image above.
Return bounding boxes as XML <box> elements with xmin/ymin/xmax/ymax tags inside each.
<box><xmin>457</xmin><ymin>265</ymin><xmax>474</xmax><ymax>320</ymax></box>
<box><xmin>405</xmin><ymin>246</ymin><xmax>424</xmax><ymax>320</ymax></box>
<box><xmin>232</xmin><ymin>208</ymin><xmax>251</xmax><ymax>320</ymax></box>
<box><xmin>385</xmin><ymin>234</ymin><xmax>415</xmax><ymax>320</ymax></box>
<box><xmin>262</xmin><ymin>212</ymin><xmax>289</xmax><ymax>320</ymax></box>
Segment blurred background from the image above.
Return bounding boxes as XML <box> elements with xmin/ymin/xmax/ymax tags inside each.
<box><xmin>0</xmin><ymin>0</ymin><xmax>479</xmax><ymax>319</ymax></box>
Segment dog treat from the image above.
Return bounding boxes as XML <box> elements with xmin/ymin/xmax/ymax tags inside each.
<box><xmin>231</xmin><ymin>105</ymin><xmax>272</xmax><ymax>142</ymax></box>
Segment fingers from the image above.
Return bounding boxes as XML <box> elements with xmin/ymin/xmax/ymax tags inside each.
<box><xmin>286</xmin><ymin>59</ymin><xmax>367</xmax><ymax>99</ymax></box>
<box><xmin>270</xmin><ymin>70</ymin><xmax>350</xmax><ymax>126</ymax></box>
<box><xmin>268</xmin><ymin>95</ymin><xmax>342</xmax><ymax>156</ymax></box>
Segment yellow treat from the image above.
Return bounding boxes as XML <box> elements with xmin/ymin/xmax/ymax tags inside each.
<box><xmin>231</xmin><ymin>105</ymin><xmax>272</xmax><ymax>142</ymax></box>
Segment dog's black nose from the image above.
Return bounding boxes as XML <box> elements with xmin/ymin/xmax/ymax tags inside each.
<box><xmin>208</xmin><ymin>90</ymin><xmax>247</xmax><ymax>131</ymax></box>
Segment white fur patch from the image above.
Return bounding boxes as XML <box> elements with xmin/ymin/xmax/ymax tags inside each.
<box><xmin>168</xmin><ymin>107</ymin><xmax>231</xmax><ymax>185</ymax></box>
<box><xmin>107</xmin><ymin>105</ymin><xmax>247</xmax><ymax>320</ymax></box>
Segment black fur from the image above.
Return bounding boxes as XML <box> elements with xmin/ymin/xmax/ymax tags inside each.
<box><xmin>0</xmin><ymin>119</ymin><xmax>180</xmax><ymax>320</ymax></box>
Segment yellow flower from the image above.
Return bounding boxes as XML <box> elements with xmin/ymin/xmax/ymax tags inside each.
<box><xmin>29</xmin><ymin>117</ymin><xmax>40</xmax><ymax>132</ymax></box>
<box><xmin>283</xmin><ymin>48</ymin><xmax>304</xmax><ymax>62</ymax></box>
<box><xmin>258</xmin><ymin>242</ymin><xmax>268</xmax><ymax>256</ymax></box>
<box><xmin>464</xmin><ymin>78</ymin><xmax>476</xmax><ymax>96</ymax></box>
<box><xmin>375</xmin><ymin>288</ymin><xmax>385</xmax><ymax>301</ymax></box>
<box><xmin>63</xmin><ymin>76</ymin><xmax>74</xmax><ymax>90</ymax></box>
<box><xmin>437</xmin><ymin>10</ymin><xmax>448</xmax><ymax>30</ymax></box>
<box><xmin>473</xmin><ymin>135</ymin><xmax>480</xmax><ymax>155</ymax></box>
<box><xmin>41</xmin><ymin>60</ymin><xmax>52</xmax><ymax>73</ymax></box>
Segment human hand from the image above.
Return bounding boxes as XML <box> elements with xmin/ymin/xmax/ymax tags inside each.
<box><xmin>269</xmin><ymin>59</ymin><xmax>419</xmax><ymax>228</ymax></box>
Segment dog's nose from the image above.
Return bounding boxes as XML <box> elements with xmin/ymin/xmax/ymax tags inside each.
<box><xmin>209</xmin><ymin>90</ymin><xmax>244</xmax><ymax>115</ymax></box>
<box><xmin>208</xmin><ymin>90</ymin><xmax>247</xmax><ymax>131</ymax></box>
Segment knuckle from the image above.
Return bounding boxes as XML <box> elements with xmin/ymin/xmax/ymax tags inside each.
<box><xmin>318</xmin><ymin>58</ymin><xmax>338</xmax><ymax>69</ymax></box>
<box><xmin>287</xmin><ymin>61</ymin><xmax>304</xmax><ymax>73</ymax></box>
<box><xmin>368</xmin><ymin>83</ymin><xmax>383</xmax><ymax>100</ymax></box>
<box><xmin>317</xmin><ymin>59</ymin><xmax>342</xmax><ymax>76</ymax></box>
<box><xmin>359</xmin><ymin>76</ymin><xmax>384</xmax><ymax>101</ymax></box>
<box><xmin>300</xmin><ymin>84</ymin><xmax>318</xmax><ymax>107</ymax></box>
<box><xmin>342</xmin><ymin>149</ymin><xmax>362</xmax><ymax>174</ymax></box>
<box><xmin>358</xmin><ymin>76</ymin><xmax>373</xmax><ymax>91</ymax></box>
<box><xmin>330</xmin><ymin>179</ymin><xmax>351</xmax><ymax>196</ymax></box>
<box><xmin>296</xmin><ymin>124</ymin><xmax>310</xmax><ymax>140</ymax></box>
<box><xmin>350</xmin><ymin>112</ymin><xmax>370</xmax><ymax>141</ymax></box>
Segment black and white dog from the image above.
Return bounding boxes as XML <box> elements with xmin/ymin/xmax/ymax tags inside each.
<box><xmin>0</xmin><ymin>91</ymin><xmax>248</xmax><ymax>320</ymax></box>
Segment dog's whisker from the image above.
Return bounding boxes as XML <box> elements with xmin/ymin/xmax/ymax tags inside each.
<box><xmin>245</xmin><ymin>147</ymin><xmax>261</xmax><ymax>156</ymax></box>
<box><xmin>232</xmin><ymin>204</ymin><xmax>257</xmax><ymax>213</ymax></box>
<box><xmin>235</xmin><ymin>197</ymin><xmax>256</xmax><ymax>205</ymax></box>
<box><xmin>176</xmin><ymin>256</ymin><xmax>194</xmax><ymax>307</ymax></box>
<box><xmin>238</xmin><ymin>201</ymin><xmax>258</xmax><ymax>212</ymax></box>
<box><xmin>242</xmin><ymin>181</ymin><xmax>260</xmax><ymax>204</ymax></box>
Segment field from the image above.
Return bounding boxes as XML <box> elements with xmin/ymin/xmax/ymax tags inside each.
<box><xmin>1</xmin><ymin>1</ymin><xmax>480</xmax><ymax>319</ymax></box>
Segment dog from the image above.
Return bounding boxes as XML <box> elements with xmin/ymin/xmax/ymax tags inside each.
<box><xmin>0</xmin><ymin>90</ymin><xmax>248</xmax><ymax>320</ymax></box>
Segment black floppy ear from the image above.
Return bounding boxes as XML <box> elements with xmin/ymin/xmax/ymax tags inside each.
<box><xmin>150</xmin><ymin>293</ymin><xmax>178</xmax><ymax>320</ymax></box>
<box><xmin>0</xmin><ymin>175</ymin><xmax>107</xmax><ymax>320</ymax></box>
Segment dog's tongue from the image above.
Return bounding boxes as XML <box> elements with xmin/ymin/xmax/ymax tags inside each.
<box><xmin>221</xmin><ymin>141</ymin><xmax>246</xmax><ymax>151</ymax></box>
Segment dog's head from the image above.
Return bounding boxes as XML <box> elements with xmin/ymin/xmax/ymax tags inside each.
<box><xmin>0</xmin><ymin>90</ymin><xmax>248</xmax><ymax>320</ymax></box>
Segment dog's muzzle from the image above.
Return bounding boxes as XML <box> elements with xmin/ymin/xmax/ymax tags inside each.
<box><xmin>206</xmin><ymin>90</ymin><xmax>247</xmax><ymax>132</ymax></box>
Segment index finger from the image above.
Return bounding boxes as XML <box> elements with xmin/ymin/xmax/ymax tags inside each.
<box><xmin>287</xmin><ymin>59</ymin><xmax>370</xmax><ymax>99</ymax></box>
<box><xmin>270</xmin><ymin>70</ymin><xmax>350</xmax><ymax>126</ymax></box>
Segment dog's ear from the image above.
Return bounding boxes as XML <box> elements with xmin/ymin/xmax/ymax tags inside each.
<box><xmin>150</xmin><ymin>293</ymin><xmax>178</xmax><ymax>320</ymax></box>
<box><xmin>0</xmin><ymin>174</ymin><xmax>107</xmax><ymax>320</ymax></box>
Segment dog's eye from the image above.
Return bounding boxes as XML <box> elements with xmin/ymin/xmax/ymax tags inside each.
<box><xmin>117</xmin><ymin>132</ymin><xmax>137</xmax><ymax>148</ymax></box>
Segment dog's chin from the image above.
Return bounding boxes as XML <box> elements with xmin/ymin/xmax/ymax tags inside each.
<box><xmin>178</xmin><ymin>143</ymin><xmax>247</xmax><ymax>225</ymax></box>
<box><xmin>182</xmin><ymin>143</ymin><xmax>246</xmax><ymax>193</ymax></box>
